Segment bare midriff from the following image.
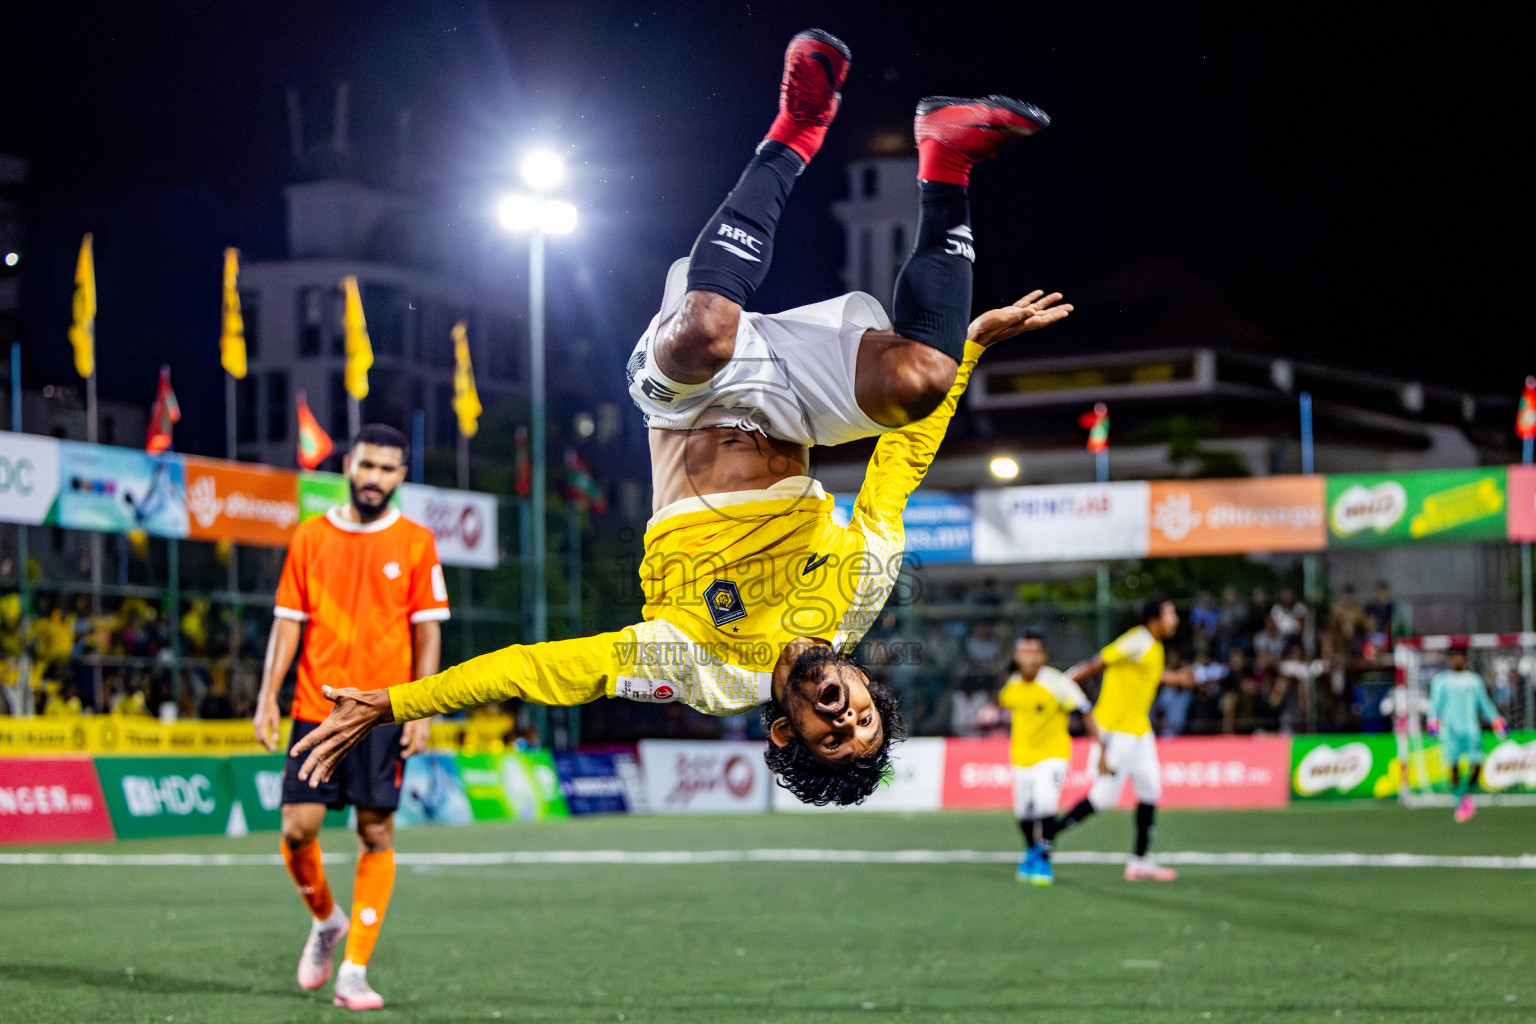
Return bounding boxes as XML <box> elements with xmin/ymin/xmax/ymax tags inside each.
<box><xmin>649</xmin><ymin>426</ymin><xmax>811</xmax><ymax>512</ymax></box>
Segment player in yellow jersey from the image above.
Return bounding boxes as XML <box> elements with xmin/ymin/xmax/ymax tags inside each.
<box><xmin>997</xmin><ymin>631</ymin><xmax>1100</xmax><ymax>886</ymax></box>
<box><xmin>293</xmin><ymin>29</ymin><xmax>1071</xmax><ymax>807</ymax></box>
<box><xmin>1047</xmin><ymin>597</ymin><xmax>1197</xmax><ymax>881</ymax></box>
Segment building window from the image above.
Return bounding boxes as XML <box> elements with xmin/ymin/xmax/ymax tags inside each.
<box><xmin>235</xmin><ymin>375</ymin><xmax>258</xmax><ymax>443</ymax></box>
<box><xmin>298</xmin><ymin>288</ymin><xmax>328</xmax><ymax>356</ymax></box>
<box><xmin>265</xmin><ymin>371</ymin><xmax>288</xmax><ymax>443</ymax></box>
<box><xmin>330</xmin><ymin>371</ymin><xmax>349</xmax><ymax>443</ymax></box>
<box><xmin>434</xmin><ymin>381</ymin><xmax>455</xmax><ymax>449</ymax></box>
<box><xmin>862</xmin><ymin>166</ymin><xmax>878</xmax><ymax>198</ymax></box>
<box><xmin>486</xmin><ymin>314</ymin><xmax>519</xmax><ymax>382</ymax></box>
<box><xmin>240</xmin><ymin>291</ymin><xmax>260</xmax><ymax>360</ymax></box>
<box><xmin>362</xmin><ymin>283</ymin><xmax>407</xmax><ymax>358</ymax></box>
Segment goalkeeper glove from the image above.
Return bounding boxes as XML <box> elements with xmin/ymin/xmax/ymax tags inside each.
<box><xmin>1426</xmin><ymin>718</ymin><xmax>1440</xmax><ymax>736</ymax></box>
<box><xmin>1493</xmin><ymin>717</ymin><xmax>1508</xmax><ymax>740</ymax></box>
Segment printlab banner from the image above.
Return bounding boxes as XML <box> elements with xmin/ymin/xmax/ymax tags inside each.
<box><xmin>0</xmin><ymin>757</ymin><xmax>116</xmax><ymax>846</ymax></box>
<box><xmin>637</xmin><ymin>740</ymin><xmax>772</xmax><ymax>814</ymax></box>
<box><xmin>972</xmin><ymin>482</ymin><xmax>1150</xmax><ymax>563</ymax></box>
<box><xmin>0</xmin><ymin>432</ymin><xmax>61</xmax><ymax>525</ymax></box>
<box><xmin>58</xmin><ymin>442</ymin><xmax>188</xmax><ymax>538</ymax></box>
<box><xmin>1327</xmin><ymin>468</ymin><xmax>1507</xmax><ymax>548</ymax></box>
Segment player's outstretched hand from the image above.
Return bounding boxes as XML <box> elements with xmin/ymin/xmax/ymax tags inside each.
<box><xmin>400</xmin><ymin>719</ymin><xmax>431</xmax><ymax>758</ymax></box>
<box><xmin>290</xmin><ymin>685</ymin><xmax>396</xmax><ymax>785</ymax></box>
<box><xmin>1493</xmin><ymin>717</ymin><xmax>1508</xmax><ymax>740</ymax></box>
<box><xmin>1426</xmin><ymin>718</ymin><xmax>1440</xmax><ymax>737</ymax></box>
<box><xmin>968</xmin><ymin>290</ymin><xmax>1073</xmax><ymax>350</ymax></box>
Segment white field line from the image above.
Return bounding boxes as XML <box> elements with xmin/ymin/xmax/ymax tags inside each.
<box><xmin>2</xmin><ymin>849</ymin><xmax>1536</xmax><ymax>869</ymax></box>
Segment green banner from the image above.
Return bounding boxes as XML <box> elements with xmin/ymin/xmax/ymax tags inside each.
<box><xmin>1327</xmin><ymin>468</ymin><xmax>1507</xmax><ymax>548</ymax></box>
<box><xmin>1291</xmin><ymin>734</ymin><xmax>1401</xmax><ymax>800</ymax></box>
<box><xmin>94</xmin><ymin>756</ymin><xmax>238</xmax><ymax>838</ymax></box>
<box><xmin>297</xmin><ymin>472</ymin><xmax>350</xmax><ymax>523</ymax></box>
<box><xmin>226</xmin><ymin>754</ymin><xmax>348</xmax><ymax>832</ymax></box>
<box><xmin>453</xmin><ymin>750</ymin><xmax>569</xmax><ymax>822</ymax></box>
<box><xmin>1408</xmin><ymin>730</ymin><xmax>1536</xmax><ymax>795</ymax></box>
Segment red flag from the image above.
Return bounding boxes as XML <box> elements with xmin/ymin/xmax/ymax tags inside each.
<box><xmin>514</xmin><ymin>426</ymin><xmax>531</xmax><ymax>498</ymax></box>
<box><xmin>1518</xmin><ymin>376</ymin><xmax>1536</xmax><ymax>442</ymax></box>
<box><xmin>145</xmin><ymin>365</ymin><xmax>180</xmax><ymax>454</ymax></box>
<box><xmin>1077</xmin><ymin>402</ymin><xmax>1109</xmax><ymax>453</ymax></box>
<box><xmin>564</xmin><ymin>449</ymin><xmax>608</xmax><ymax>515</ymax></box>
<box><xmin>295</xmin><ymin>390</ymin><xmax>334</xmax><ymax>470</ymax></box>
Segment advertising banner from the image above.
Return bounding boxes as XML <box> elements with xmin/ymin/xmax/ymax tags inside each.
<box><xmin>297</xmin><ymin>472</ymin><xmax>351</xmax><ymax>523</ymax></box>
<box><xmin>833</xmin><ymin>491</ymin><xmax>973</xmax><ymax>565</ymax></box>
<box><xmin>1290</xmin><ymin>734</ymin><xmax>1402</xmax><ymax>800</ymax></box>
<box><xmin>943</xmin><ymin>736</ymin><xmax>1292</xmax><ymax>810</ymax></box>
<box><xmin>396</xmin><ymin>750</ymin><xmax>474</xmax><ymax>827</ymax></box>
<box><xmin>0</xmin><ymin>757</ymin><xmax>116</xmax><ymax>846</ymax></box>
<box><xmin>1147</xmin><ymin>477</ymin><xmax>1326</xmax><ymax>556</ymax></box>
<box><xmin>0</xmin><ymin>431</ymin><xmax>61</xmax><ymax>526</ymax></box>
<box><xmin>1327</xmin><ymin>468</ymin><xmax>1507</xmax><ymax>548</ymax></box>
<box><xmin>452</xmin><ymin>750</ymin><xmax>568</xmax><ymax>822</ymax></box>
<box><xmin>554</xmin><ymin>750</ymin><xmax>647</xmax><ymax>815</ymax></box>
<box><xmin>0</xmin><ymin>717</ymin><xmax>270</xmax><ymax>756</ymax></box>
<box><xmin>183</xmin><ymin>457</ymin><xmax>300</xmax><ymax>546</ymax></box>
<box><xmin>637</xmin><ymin>740</ymin><xmax>771</xmax><ymax>814</ymax></box>
<box><xmin>1479</xmin><ymin>732</ymin><xmax>1536</xmax><ymax>793</ymax></box>
<box><xmin>973</xmin><ymin>482</ymin><xmax>1149</xmax><ymax>564</ymax></box>
<box><xmin>1505</xmin><ymin>466</ymin><xmax>1536</xmax><ymax>542</ymax></box>
<box><xmin>397</xmin><ymin>483</ymin><xmax>500</xmax><ymax>569</ymax></box>
<box><xmin>93</xmin><ymin>756</ymin><xmax>237</xmax><ymax>838</ymax></box>
<box><xmin>772</xmin><ymin>736</ymin><xmax>945</xmax><ymax>812</ymax></box>
<box><xmin>225</xmin><ymin>755</ymin><xmax>347</xmax><ymax>833</ymax></box>
<box><xmin>58</xmin><ymin>443</ymin><xmax>188</xmax><ymax>538</ymax></box>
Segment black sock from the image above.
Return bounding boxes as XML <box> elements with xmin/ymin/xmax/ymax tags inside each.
<box><xmin>1017</xmin><ymin>817</ymin><xmax>1037</xmax><ymax>852</ymax></box>
<box><xmin>1051</xmin><ymin>798</ymin><xmax>1096</xmax><ymax>838</ymax></box>
<box><xmin>1135</xmin><ymin>802</ymin><xmax>1156</xmax><ymax>859</ymax></box>
<box><xmin>1469</xmin><ymin>764</ymin><xmax>1482</xmax><ymax>790</ymax></box>
<box><xmin>891</xmin><ymin>181</ymin><xmax>973</xmax><ymax>361</ymax></box>
<box><xmin>684</xmin><ymin>140</ymin><xmax>803</xmax><ymax>306</ymax></box>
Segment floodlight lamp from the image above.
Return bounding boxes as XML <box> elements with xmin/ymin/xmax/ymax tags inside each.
<box><xmin>521</xmin><ymin>150</ymin><xmax>565</xmax><ymax>191</ymax></box>
<box><xmin>539</xmin><ymin>200</ymin><xmax>578</xmax><ymax>235</ymax></box>
<box><xmin>497</xmin><ymin>194</ymin><xmax>540</xmax><ymax>232</ymax></box>
<box><xmin>989</xmin><ymin>456</ymin><xmax>1019</xmax><ymax>480</ymax></box>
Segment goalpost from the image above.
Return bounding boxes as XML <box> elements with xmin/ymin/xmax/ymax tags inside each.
<box><xmin>1392</xmin><ymin>633</ymin><xmax>1536</xmax><ymax>807</ymax></box>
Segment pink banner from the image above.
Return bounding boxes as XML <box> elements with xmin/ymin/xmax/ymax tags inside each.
<box><xmin>942</xmin><ymin>735</ymin><xmax>1291</xmax><ymax>810</ymax></box>
<box><xmin>1507</xmin><ymin>465</ymin><xmax>1536</xmax><ymax>542</ymax></box>
<box><xmin>0</xmin><ymin>757</ymin><xmax>116</xmax><ymax>845</ymax></box>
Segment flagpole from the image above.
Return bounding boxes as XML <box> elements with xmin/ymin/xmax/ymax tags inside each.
<box><xmin>225</xmin><ymin>371</ymin><xmax>241</xmax><ymax>674</ymax></box>
<box><xmin>87</xmin><ymin>369</ymin><xmax>102</xmax><ymax>621</ymax></box>
<box><xmin>1524</xmin><ymin>441</ymin><xmax>1533</xmax><ymax>634</ymax></box>
<box><xmin>347</xmin><ymin>395</ymin><xmax>360</xmax><ymax>440</ymax></box>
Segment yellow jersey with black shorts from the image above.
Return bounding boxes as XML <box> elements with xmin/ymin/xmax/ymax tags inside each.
<box><xmin>386</xmin><ymin>341</ymin><xmax>985</xmax><ymax>723</ymax></box>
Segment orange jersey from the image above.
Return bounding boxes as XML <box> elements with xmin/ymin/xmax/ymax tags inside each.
<box><xmin>275</xmin><ymin>507</ymin><xmax>450</xmax><ymax>722</ymax></box>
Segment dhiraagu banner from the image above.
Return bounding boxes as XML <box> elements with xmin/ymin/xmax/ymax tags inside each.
<box><xmin>1327</xmin><ymin>468</ymin><xmax>1507</xmax><ymax>548</ymax></box>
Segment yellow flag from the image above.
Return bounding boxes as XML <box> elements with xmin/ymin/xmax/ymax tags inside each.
<box><xmin>219</xmin><ymin>248</ymin><xmax>247</xmax><ymax>379</ymax></box>
<box><xmin>341</xmin><ymin>275</ymin><xmax>373</xmax><ymax>400</ymax></box>
<box><xmin>451</xmin><ymin>320</ymin><xmax>482</xmax><ymax>438</ymax></box>
<box><xmin>68</xmin><ymin>233</ymin><xmax>96</xmax><ymax>379</ymax></box>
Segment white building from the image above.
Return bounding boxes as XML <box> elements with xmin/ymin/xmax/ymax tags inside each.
<box><xmin>237</xmin><ymin>179</ymin><xmax>524</xmax><ymax>467</ymax></box>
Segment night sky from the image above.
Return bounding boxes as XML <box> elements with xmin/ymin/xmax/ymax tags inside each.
<box><xmin>2</xmin><ymin>2</ymin><xmax>1532</xmax><ymax>453</ymax></box>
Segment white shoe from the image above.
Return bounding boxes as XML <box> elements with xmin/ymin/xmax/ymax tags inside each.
<box><xmin>1124</xmin><ymin>857</ymin><xmax>1177</xmax><ymax>882</ymax></box>
<box><xmin>333</xmin><ymin>960</ymin><xmax>385</xmax><ymax>1011</ymax></box>
<box><xmin>297</xmin><ymin>907</ymin><xmax>349</xmax><ymax>991</ymax></box>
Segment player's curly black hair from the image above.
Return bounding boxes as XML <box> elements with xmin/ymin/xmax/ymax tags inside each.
<box><xmin>760</xmin><ymin>646</ymin><xmax>906</xmax><ymax>806</ymax></box>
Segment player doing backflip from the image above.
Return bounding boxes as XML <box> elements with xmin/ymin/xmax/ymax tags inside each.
<box><xmin>292</xmin><ymin>28</ymin><xmax>1070</xmax><ymax>806</ymax></box>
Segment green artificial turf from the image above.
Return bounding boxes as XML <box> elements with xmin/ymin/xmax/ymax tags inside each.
<box><xmin>1</xmin><ymin>806</ymin><xmax>1531</xmax><ymax>1023</ymax></box>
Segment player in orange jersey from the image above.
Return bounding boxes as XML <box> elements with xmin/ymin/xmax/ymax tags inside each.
<box><xmin>253</xmin><ymin>423</ymin><xmax>450</xmax><ymax>1011</ymax></box>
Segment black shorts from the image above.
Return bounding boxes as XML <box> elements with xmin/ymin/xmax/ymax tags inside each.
<box><xmin>282</xmin><ymin>719</ymin><xmax>405</xmax><ymax>812</ymax></box>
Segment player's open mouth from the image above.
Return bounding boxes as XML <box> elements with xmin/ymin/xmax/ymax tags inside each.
<box><xmin>813</xmin><ymin>678</ymin><xmax>848</xmax><ymax>716</ymax></box>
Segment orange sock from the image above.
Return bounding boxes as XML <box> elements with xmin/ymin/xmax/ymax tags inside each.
<box><xmin>343</xmin><ymin>850</ymin><xmax>396</xmax><ymax>966</ymax></box>
<box><xmin>280</xmin><ymin>839</ymin><xmax>335</xmax><ymax>921</ymax></box>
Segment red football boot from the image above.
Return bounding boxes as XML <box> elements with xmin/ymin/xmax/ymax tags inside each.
<box><xmin>914</xmin><ymin>95</ymin><xmax>1050</xmax><ymax>185</ymax></box>
<box><xmin>764</xmin><ymin>29</ymin><xmax>852</xmax><ymax>163</ymax></box>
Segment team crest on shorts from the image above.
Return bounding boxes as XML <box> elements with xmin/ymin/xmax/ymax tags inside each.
<box><xmin>703</xmin><ymin>579</ymin><xmax>747</xmax><ymax>628</ymax></box>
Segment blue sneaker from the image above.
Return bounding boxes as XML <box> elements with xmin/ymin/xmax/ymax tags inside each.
<box><xmin>1015</xmin><ymin>847</ymin><xmax>1039</xmax><ymax>883</ymax></box>
<box><xmin>1029</xmin><ymin>856</ymin><xmax>1055</xmax><ymax>886</ymax></box>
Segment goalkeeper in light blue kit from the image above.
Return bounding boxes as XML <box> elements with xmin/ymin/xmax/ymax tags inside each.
<box><xmin>1427</xmin><ymin>647</ymin><xmax>1507</xmax><ymax>823</ymax></box>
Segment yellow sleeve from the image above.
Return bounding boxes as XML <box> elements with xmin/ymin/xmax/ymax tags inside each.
<box><xmin>997</xmin><ymin>678</ymin><xmax>1023</xmax><ymax>709</ymax></box>
<box><xmin>850</xmin><ymin>340</ymin><xmax>984</xmax><ymax>538</ymax></box>
<box><xmin>1101</xmin><ymin>627</ymin><xmax>1150</xmax><ymax>666</ymax></box>
<box><xmin>389</xmin><ymin>628</ymin><xmax>633</xmax><ymax>722</ymax></box>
